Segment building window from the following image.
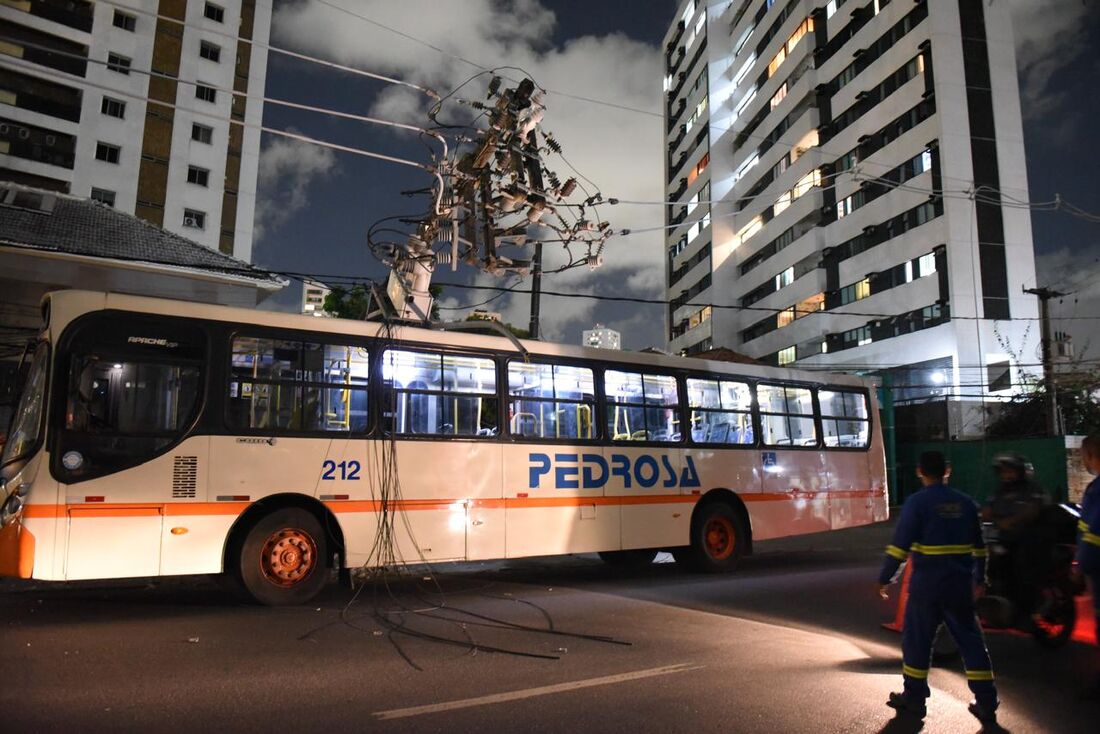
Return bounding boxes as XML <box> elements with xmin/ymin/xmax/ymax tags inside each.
<box><xmin>106</xmin><ymin>53</ymin><xmax>132</xmax><ymax>75</ymax></box>
<box><xmin>199</xmin><ymin>41</ymin><xmax>221</xmax><ymax>63</ymax></box>
<box><xmin>183</xmin><ymin>209</ymin><xmax>206</xmax><ymax>229</ymax></box>
<box><xmin>187</xmin><ymin>166</ymin><xmax>210</xmax><ymax>187</ymax></box>
<box><xmin>90</xmin><ymin>187</ymin><xmax>115</xmax><ymax>207</ymax></box>
<box><xmin>775</xmin><ymin>266</ymin><xmax>795</xmax><ymax>290</ymax></box>
<box><xmin>770</xmin><ymin>83</ymin><xmax>788</xmax><ymax>111</ymax></box>
<box><xmin>918</xmin><ymin>252</ymin><xmax>936</xmax><ymax>278</ymax></box>
<box><xmin>94</xmin><ymin>142</ymin><xmax>120</xmax><ymax>164</ymax></box>
<box><xmin>113</xmin><ymin>10</ymin><xmax>137</xmax><ymax>31</ymax></box>
<box><xmin>987</xmin><ymin>360</ymin><xmax>1011</xmax><ymax>392</ymax></box>
<box><xmin>195</xmin><ymin>83</ymin><xmax>216</xmax><ymax>103</ymax></box>
<box><xmin>204</xmin><ymin>2</ymin><xmax>225</xmax><ymax>22</ymax></box>
<box><xmin>100</xmin><ymin>97</ymin><xmax>126</xmax><ymax>119</ymax></box>
<box><xmin>191</xmin><ymin>123</ymin><xmax>213</xmax><ymax>144</ymax></box>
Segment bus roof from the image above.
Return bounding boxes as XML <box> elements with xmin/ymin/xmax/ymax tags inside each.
<box><xmin>44</xmin><ymin>289</ymin><xmax>872</xmax><ymax>388</ymax></box>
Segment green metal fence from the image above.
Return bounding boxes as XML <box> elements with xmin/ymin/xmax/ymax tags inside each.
<box><xmin>894</xmin><ymin>437</ymin><xmax>1068</xmax><ymax>504</ymax></box>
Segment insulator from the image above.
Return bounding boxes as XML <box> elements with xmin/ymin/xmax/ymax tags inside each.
<box><xmin>435</xmin><ymin>252</ymin><xmax>454</xmax><ymax>265</ymax></box>
<box><xmin>544</xmin><ymin>136</ymin><xmax>562</xmax><ymax>154</ymax></box>
<box><xmin>586</xmin><ymin>254</ymin><xmax>603</xmax><ymax>269</ymax></box>
<box><xmin>560</xmin><ymin>177</ymin><xmax>577</xmax><ymax>198</ymax></box>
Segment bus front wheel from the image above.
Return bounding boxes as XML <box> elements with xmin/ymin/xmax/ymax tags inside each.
<box><xmin>678</xmin><ymin>502</ymin><xmax>747</xmax><ymax>573</ymax></box>
<box><xmin>232</xmin><ymin>508</ymin><xmax>329</xmax><ymax>606</ymax></box>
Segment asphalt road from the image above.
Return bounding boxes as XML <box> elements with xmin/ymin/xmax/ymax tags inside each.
<box><xmin>1</xmin><ymin>523</ymin><xmax>1096</xmax><ymax>734</ymax></box>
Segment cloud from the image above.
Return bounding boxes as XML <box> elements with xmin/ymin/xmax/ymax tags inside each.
<box><xmin>1008</xmin><ymin>0</ymin><xmax>1093</xmax><ymax>125</ymax></box>
<box><xmin>272</xmin><ymin>0</ymin><xmax>667</xmax><ymax>344</ymax></box>
<box><xmin>254</xmin><ymin>132</ymin><xmax>337</xmax><ymax>241</ymax></box>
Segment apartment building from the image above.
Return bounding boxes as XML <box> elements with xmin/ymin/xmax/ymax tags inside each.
<box><xmin>583</xmin><ymin>323</ymin><xmax>622</xmax><ymax>350</ymax></box>
<box><xmin>662</xmin><ymin>0</ymin><xmax>1039</xmax><ymax>409</ymax></box>
<box><xmin>0</xmin><ymin>0</ymin><xmax>270</xmax><ymax>261</ymax></box>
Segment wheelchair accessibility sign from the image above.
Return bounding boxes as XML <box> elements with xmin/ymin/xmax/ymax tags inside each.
<box><xmin>762</xmin><ymin>451</ymin><xmax>777</xmax><ymax>468</ymax></box>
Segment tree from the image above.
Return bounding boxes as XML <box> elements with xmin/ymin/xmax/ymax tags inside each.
<box><xmin>322</xmin><ymin>283</ymin><xmax>445</xmax><ymax>321</ymax></box>
<box><xmin>322</xmin><ymin>285</ymin><xmax>372</xmax><ymax>320</ymax></box>
<box><xmin>986</xmin><ymin>372</ymin><xmax>1100</xmax><ymax>437</ymax></box>
<box><xmin>465</xmin><ymin>312</ymin><xmax>530</xmax><ymax>339</ymax></box>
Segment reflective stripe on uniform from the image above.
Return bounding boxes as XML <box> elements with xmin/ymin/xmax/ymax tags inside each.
<box><xmin>966</xmin><ymin>669</ymin><xmax>995</xmax><ymax>682</ymax></box>
<box><xmin>902</xmin><ymin>664</ymin><xmax>929</xmax><ymax>679</ymax></box>
<box><xmin>885</xmin><ymin>544</ymin><xmax>909</xmax><ymax>560</ymax></box>
<box><xmin>971</xmin><ymin>548</ymin><xmax>989</xmax><ymax>558</ymax></box>
<box><xmin>1081</xmin><ymin>528</ymin><xmax>1100</xmax><ymax>548</ymax></box>
<box><xmin>910</xmin><ymin>543</ymin><xmax>973</xmax><ymax>555</ymax></box>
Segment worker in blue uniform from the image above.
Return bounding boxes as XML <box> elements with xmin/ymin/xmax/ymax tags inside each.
<box><xmin>1075</xmin><ymin>433</ymin><xmax>1100</xmax><ymax>699</ymax></box>
<box><xmin>879</xmin><ymin>451</ymin><xmax>999</xmax><ymax>724</ymax></box>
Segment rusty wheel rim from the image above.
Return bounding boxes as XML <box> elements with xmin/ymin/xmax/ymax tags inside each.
<box><xmin>704</xmin><ymin>516</ymin><xmax>736</xmax><ymax>561</ymax></box>
<box><xmin>259</xmin><ymin>528</ymin><xmax>317</xmax><ymax>587</ymax></box>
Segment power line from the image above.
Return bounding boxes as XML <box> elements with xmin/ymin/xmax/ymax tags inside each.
<box><xmin>2</xmin><ymin>56</ymin><xmax>435</xmax><ymax>175</ymax></box>
<box><xmin>272</xmin><ymin>271</ymin><xmax>1100</xmax><ymax>323</ymax></box>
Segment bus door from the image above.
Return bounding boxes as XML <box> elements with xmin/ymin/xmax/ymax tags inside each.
<box><xmin>503</xmin><ymin>362</ymin><xmax>608</xmax><ymax>557</ymax></box>
<box><xmin>756</xmin><ymin>384</ymin><xmax>831</xmax><ymax>536</ymax></box>
<box><xmin>54</xmin><ymin>344</ymin><xmax>207</xmax><ymax>580</ymax></box>
<box><xmin>379</xmin><ymin>349</ymin><xmax>503</xmax><ymax>563</ymax></box>
<box><xmin>818</xmin><ymin>389</ymin><xmax>875</xmax><ymax>529</ymax></box>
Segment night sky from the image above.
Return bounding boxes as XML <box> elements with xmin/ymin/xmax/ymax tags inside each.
<box><xmin>255</xmin><ymin>0</ymin><xmax>1100</xmax><ymax>355</ymax></box>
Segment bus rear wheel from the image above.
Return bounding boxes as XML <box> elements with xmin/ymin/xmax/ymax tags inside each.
<box><xmin>232</xmin><ymin>508</ymin><xmax>329</xmax><ymax>606</ymax></box>
<box><xmin>677</xmin><ymin>502</ymin><xmax>747</xmax><ymax>573</ymax></box>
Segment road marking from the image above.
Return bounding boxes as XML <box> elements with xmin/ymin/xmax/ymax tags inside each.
<box><xmin>372</xmin><ymin>663</ymin><xmax>703</xmax><ymax>720</ymax></box>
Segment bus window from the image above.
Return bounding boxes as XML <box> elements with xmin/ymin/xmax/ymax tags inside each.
<box><xmin>0</xmin><ymin>342</ymin><xmax>48</xmax><ymax>467</ymax></box>
<box><xmin>687</xmin><ymin>378</ymin><xmax>753</xmax><ymax>444</ymax></box>
<box><xmin>819</xmin><ymin>389</ymin><xmax>869</xmax><ymax>448</ymax></box>
<box><xmin>228</xmin><ymin>337</ymin><xmax>368</xmax><ymax>432</ymax></box>
<box><xmin>605</xmin><ymin>370</ymin><xmax>681</xmax><ymax>442</ymax></box>
<box><xmin>384</xmin><ymin>350</ymin><xmax>498</xmax><ymax>437</ymax></box>
<box><xmin>757</xmin><ymin>383</ymin><xmax>817</xmax><ymax>446</ymax></box>
<box><xmin>507</xmin><ymin>362</ymin><xmax>596</xmax><ymax>440</ymax></box>
<box><xmin>60</xmin><ymin>358</ymin><xmax>201</xmax><ymax>478</ymax></box>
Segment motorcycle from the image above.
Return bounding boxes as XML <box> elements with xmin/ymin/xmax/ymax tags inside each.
<box><xmin>975</xmin><ymin>503</ymin><xmax>1083</xmax><ymax>648</ymax></box>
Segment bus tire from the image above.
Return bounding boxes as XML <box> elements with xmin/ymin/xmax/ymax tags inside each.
<box><xmin>598</xmin><ymin>549</ymin><xmax>658</xmax><ymax>567</ymax></box>
<box><xmin>683</xmin><ymin>502</ymin><xmax>747</xmax><ymax>573</ymax></box>
<box><xmin>232</xmin><ymin>508</ymin><xmax>329</xmax><ymax>606</ymax></box>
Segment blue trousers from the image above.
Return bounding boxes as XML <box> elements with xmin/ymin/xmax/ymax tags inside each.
<box><xmin>901</xmin><ymin>582</ymin><xmax>998</xmax><ymax>708</ymax></box>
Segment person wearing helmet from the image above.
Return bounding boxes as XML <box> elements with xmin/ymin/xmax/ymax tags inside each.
<box><xmin>982</xmin><ymin>453</ymin><xmax>1050</xmax><ymax>622</ymax></box>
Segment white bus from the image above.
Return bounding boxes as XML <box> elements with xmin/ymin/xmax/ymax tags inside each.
<box><xmin>0</xmin><ymin>290</ymin><xmax>887</xmax><ymax>605</ymax></box>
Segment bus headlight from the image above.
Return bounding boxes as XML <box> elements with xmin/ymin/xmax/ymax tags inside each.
<box><xmin>1</xmin><ymin>493</ymin><xmax>24</xmax><ymax>527</ymax></box>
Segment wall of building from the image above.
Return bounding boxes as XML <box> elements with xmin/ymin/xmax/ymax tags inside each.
<box><xmin>0</xmin><ymin>0</ymin><xmax>269</xmax><ymax>262</ymax></box>
<box><xmin>662</xmin><ymin>0</ymin><xmax>1040</xmax><ymax>419</ymax></box>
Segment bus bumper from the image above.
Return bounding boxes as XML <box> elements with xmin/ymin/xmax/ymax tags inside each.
<box><xmin>0</xmin><ymin>520</ymin><xmax>34</xmax><ymax>578</ymax></box>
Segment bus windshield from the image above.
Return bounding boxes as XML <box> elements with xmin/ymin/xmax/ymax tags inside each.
<box><xmin>1</xmin><ymin>342</ymin><xmax>49</xmax><ymax>467</ymax></box>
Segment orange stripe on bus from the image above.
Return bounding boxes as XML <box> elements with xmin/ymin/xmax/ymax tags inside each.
<box><xmin>19</xmin><ymin>489</ymin><xmax>881</xmax><ymax>519</ymax></box>
<box><xmin>69</xmin><ymin>507</ymin><xmax>161</xmax><ymax>518</ymax></box>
